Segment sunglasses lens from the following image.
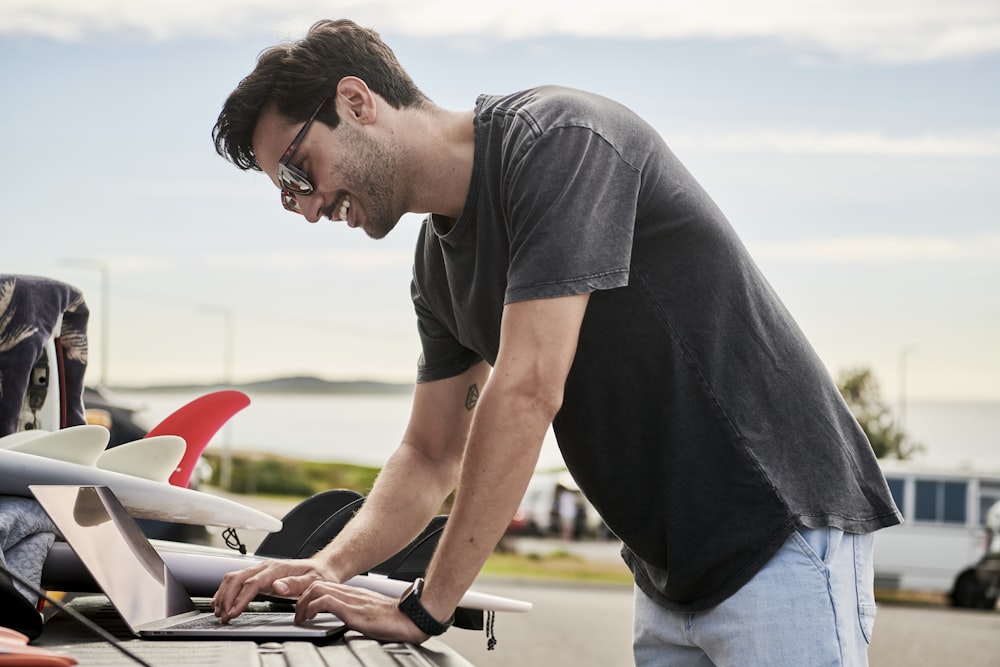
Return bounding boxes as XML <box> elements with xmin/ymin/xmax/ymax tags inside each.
<box><xmin>277</xmin><ymin>162</ymin><xmax>313</xmax><ymax>195</ymax></box>
<box><xmin>281</xmin><ymin>190</ymin><xmax>303</xmax><ymax>214</ymax></box>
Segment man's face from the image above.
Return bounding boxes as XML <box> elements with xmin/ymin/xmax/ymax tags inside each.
<box><xmin>252</xmin><ymin>102</ymin><xmax>403</xmax><ymax>240</ymax></box>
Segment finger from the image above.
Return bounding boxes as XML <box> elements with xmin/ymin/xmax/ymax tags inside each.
<box><xmin>213</xmin><ymin>564</ymin><xmax>267</xmax><ymax>617</ymax></box>
<box><xmin>294</xmin><ymin>581</ymin><xmax>348</xmax><ymax>624</ymax></box>
<box><xmin>295</xmin><ymin>583</ymin><xmax>379</xmax><ymax>623</ymax></box>
<box><xmin>221</xmin><ymin>568</ymin><xmax>284</xmax><ymax>622</ymax></box>
<box><xmin>293</xmin><ymin>582</ymin><xmax>327</xmax><ymax>624</ymax></box>
<box><xmin>218</xmin><ymin>567</ymin><xmax>285</xmax><ymax>622</ymax></box>
<box><xmin>298</xmin><ymin>594</ymin><xmax>349</xmax><ymax>626</ymax></box>
<box><xmin>295</xmin><ymin>585</ymin><xmax>426</xmax><ymax>644</ymax></box>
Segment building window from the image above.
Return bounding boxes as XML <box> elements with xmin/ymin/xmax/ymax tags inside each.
<box><xmin>942</xmin><ymin>482</ymin><xmax>967</xmax><ymax>523</ymax></box>
<box><xmin>886</xmin><ymin>477</ymin><xmax>905</xmax><ymax>516</ymax></box>
<box><xmin>914</xmin><ymin>480</ymin><xmax>967</xmax><ymax>525</ymax></box>
<box><xmin>978</xmin><ymin>483</ymin><xmax>1000</xmax><ymax>526</ymax></box>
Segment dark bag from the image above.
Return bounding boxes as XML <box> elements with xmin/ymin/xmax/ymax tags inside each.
<box><xmin>0</xmin><ymin>274</ymin><xmax>90</xmax><ymax>435</ymax></box>
<box><xmin>0</xmin><ymin>274</ymin><xmax>90</xmax><ymax>638</ymax></box>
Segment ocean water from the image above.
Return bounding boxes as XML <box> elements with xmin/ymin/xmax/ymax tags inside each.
<box><xmin>114</xmin><ymin>389</ymin><xmax>568</xmax><ymax>471</ymax></box>
<box><xmin>113</xmin><ymin>391</ymin><xmax>999</xmax><ymax>472</ymax></box>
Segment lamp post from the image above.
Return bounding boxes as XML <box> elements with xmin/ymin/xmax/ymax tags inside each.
<box><xmin>898</xmin><ymin>345</ymin><xmax>917</xmax><ymax>435</ymax></box>
<box><xmin>198</xmin><ymin>305</ymin><xmax>235</xmax><ymax>489</ymax></box>
<box><xmin>60</xmin><ymin>259</ymin><xmax>110</xmax><ymax>387</ymax></box>
<box><xmin>197</xmin><ymin>305</ymin><xmax>234</xmax><ymax>386</ymax></box>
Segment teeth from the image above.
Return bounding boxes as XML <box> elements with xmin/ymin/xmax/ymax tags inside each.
<box><xmin>339</xmin><ymin>196</ymin><xmax>351</xmax><ymax>222</ymax></box>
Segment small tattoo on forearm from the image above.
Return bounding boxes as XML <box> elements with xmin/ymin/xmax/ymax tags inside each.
<box><xmin>465</xmin><ymin>383</ymin><xmax>480</xmax><ymax>411</ymax></box>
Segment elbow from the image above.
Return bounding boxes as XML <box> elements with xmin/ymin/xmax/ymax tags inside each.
<box><xmin>530</xmin><ymin>383</ymin><xmax>565</xmax><ymax>424</ymax></box>
<box><xmin>490</xmin><ymin>369</ymin><xmax>566</xmax><ymax>426</ymax></box>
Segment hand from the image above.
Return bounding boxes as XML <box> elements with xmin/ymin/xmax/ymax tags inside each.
<box><xmin>296</xmin><ymin>581</ymin><xmax>430</xmax><ymax>644</ymax></box>
<box><xmin>212</xmin><ymin>557</ymin><xmax>334</xmax><ymax>623</ymax></box>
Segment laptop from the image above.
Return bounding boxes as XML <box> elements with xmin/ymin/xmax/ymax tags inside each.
<box><xmin>31</xmin><ymin>484</ymin><xmax>347</xmax><ymax>640</ymax></box>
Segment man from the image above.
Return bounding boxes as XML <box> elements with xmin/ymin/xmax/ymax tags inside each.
<box><xmin>211</xmin><ymin>19</ymin><xmax>901</xmax><ymax>665</ymax></box>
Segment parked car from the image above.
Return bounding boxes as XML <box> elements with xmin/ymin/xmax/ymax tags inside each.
<box><xmin>507</xmin><ymin>471</ymin><xmax>604</xmax><ymax>539</ymax></box>
<box><xmin>951</xmin><ymin>499</ymin><xmax>1000</xmax><ymax>609</ymax></box>
<box><xmin>874</xmin><ymin>460</ymin><xmax>1000</xmax><ymax>608</ymax></box>
<box><xmin>82</xmin><ymin>386</ymin><xmax>149</xmax><ymax>447</ymax></box>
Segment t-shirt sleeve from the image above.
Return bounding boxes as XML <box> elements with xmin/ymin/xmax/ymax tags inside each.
<box><xmin>411</xmin><ymin>277</ymin><xmax>483</xmax><ymax>383</ymax></box>
<box><xmin>503</xmin><ymin>125</ymin><xmax>640</xmax><ymax>304</ymax></box>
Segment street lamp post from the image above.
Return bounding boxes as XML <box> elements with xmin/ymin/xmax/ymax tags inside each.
<box><xmin>197</xmin><ymin>306</ymin><xmax>235</xmax><ymax>386</ymax></box>
<box><xmin>198</xmin><ymin>305</ymin><xmax>235</xmax><ymax>489</ymax></box>
<box><xmin>898</xmin><ymin>345</ymin><xmax>917</xmax><ymax>435</ymax></box>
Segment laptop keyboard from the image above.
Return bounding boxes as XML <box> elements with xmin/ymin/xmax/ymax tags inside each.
<box><xmin>169</xmin><ymin>613</ymin><xmax>290</xmax><ymax>630</ymax></box>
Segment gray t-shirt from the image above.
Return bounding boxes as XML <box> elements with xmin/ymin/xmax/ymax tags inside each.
<box><xmin>411</xmin><ymin>86</ymin><xmax>901</xmax><ymax>610</ymax></box>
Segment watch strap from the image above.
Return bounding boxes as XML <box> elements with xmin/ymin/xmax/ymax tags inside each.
<box><xmin>398</xmin><ymin>578</ymin><xmax>454</xmax><ymax>636</ymax></box>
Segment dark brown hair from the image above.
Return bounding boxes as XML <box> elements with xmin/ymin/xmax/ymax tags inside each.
<box><xmin>212</xmin><ymin>19</ymin><xmax>428</xmax><ymax>170</ymax></box>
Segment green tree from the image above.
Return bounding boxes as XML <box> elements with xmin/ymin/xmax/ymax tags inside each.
<box><xmin>837</xmin><ymin>367</ymin><xmax>921</xmax><ymax>460</ymax></box>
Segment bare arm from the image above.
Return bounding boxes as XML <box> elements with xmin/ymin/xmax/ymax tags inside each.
<box><xmin>316</xmin><ymin>361</ymin><xmax>491</xmax><ymax>582</ymax></box>
<box><xmin>417</xmin><ymin>293</ymin><xmax>590</xmax><ymax>621</ymax></box>
<box><xmin>213</xmin><ymin>363</ymin><xmax>488</xmax><ymax>620</ymax></box>
<box><xmin>294</xmin><ymin>293</ymin><xmax>590</xmax><ymax>640</ymax></box>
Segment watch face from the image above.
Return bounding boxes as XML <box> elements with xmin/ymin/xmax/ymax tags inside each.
<box><xmin>401</xmin><ymin>577</ymin><xmax>423</xmax><ymax>601</ymax></box>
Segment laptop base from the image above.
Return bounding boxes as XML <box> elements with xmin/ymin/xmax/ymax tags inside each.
<box><xmin>37</xmin><ymin>596</ymin><xmax>474</xmax><ymax>665</ymax></box>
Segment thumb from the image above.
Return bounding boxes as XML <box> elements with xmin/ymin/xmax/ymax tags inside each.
<box><xmin>273</xmin><ymin>574</ymin><xmax>314</xmax><ymax>597</ymax></box>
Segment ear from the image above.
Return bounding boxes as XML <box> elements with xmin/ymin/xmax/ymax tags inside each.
<box><xmin>336</xmin><ymin>76</ymin><xmax>377</xmax><ymax>125</ymax></box>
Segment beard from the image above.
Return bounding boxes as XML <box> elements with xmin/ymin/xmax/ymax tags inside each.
<box><xmin>334</xmin><ymin>123</ymin><xmax>403</xmax><ymax>240</ymax></box>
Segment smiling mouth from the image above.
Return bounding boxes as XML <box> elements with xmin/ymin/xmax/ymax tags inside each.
<box><xmin>338</xmin><ymin>195</ymin><xmax>351</xmax><ymax>224</ymax></box>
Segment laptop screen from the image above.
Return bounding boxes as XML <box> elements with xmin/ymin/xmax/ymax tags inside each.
<box><xmin>32</xmin><ymin>485</ymin><xmax>197</xmax><ymax>630</ymax></box>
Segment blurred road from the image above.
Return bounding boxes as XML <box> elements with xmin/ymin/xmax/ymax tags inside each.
<box><xmin>446</xmin><ymin>578</ymin><xmax>1000</xmax><ymax>666</ymax></box>
<box><xmin>207</xmin><ymin>493</ymin><xmax>1000</xmax><ymax>665</ymax></box>
<box><xmin>502</xmin><ymin>535</ymin><xmax>626</xmax><ymax>564</ymax></box>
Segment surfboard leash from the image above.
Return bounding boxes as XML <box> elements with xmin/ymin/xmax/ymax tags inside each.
<box><xmin>222</xmin><ymin>527</ymin><xmax>247</xmax><ymax>555</ymax></box>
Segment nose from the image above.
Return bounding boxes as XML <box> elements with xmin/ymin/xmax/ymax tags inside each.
<box><xmin>299</xmin><ymin>194</ymin><xmax>324</xmax><ymax>224</ymax></box>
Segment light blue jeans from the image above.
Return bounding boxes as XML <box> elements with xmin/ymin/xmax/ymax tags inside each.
<box><xmin>633</xmin><ymin>527</ymin><xmax>876</xmax><ymax>666</ymax></box>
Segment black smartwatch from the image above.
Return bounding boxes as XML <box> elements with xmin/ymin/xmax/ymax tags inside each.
<box><xmin>398</xmin><ymin>577</ymin><xmax>454</xmax><ymax>636</ymax></box>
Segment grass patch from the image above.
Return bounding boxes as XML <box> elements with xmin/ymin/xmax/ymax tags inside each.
<box><xmin>480</xmin><ymin>553</ymin><xmax>959</xmax><ymax>595</ymax></box>
<box><xmin>482</xmin><ymin>550</ymin><xmax>632</xmax><ymax>586</ymax></box>
<box><xmin>202</xmin><ymin>450</ymin><xmax>380</xmax><ymax>497</ymax></box>
<box><xmin>874</xmin><ymin>588</ymin><xmax>948</xmax><ymax>607</ymax></box>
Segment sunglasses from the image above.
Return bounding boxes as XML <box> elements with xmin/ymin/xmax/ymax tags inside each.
<box><xmin>277</xmin><ymin>98</ymin><xmax>330</xmax><ymax>214</ymax></box>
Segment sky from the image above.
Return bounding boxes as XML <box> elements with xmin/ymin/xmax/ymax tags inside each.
<box><xmin>0</xmin><ymin>0</ymin><xmax>997</xmax><ymax>403</ymax></box>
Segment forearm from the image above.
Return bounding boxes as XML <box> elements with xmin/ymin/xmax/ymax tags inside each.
<box><xmin>258</xmin><ymin>297</ymin><xmax>587</xmax><ymax>642</ymax></box>
<box><xmin>317</xmin><ymin>439</ymin><xmax>460</xmax><ymax>582</ymax></box>
<box><xmin>418</xmin><ymin>377</ymin><xmax>557</xmax><ymax>620</ymax></box>
<box><xmin>212</xmin><ymin>377</ymin><xmax>472</xmax><ymax>626</ymax></box>
<box><xmin>313</xmin><ymin>366</ymin><xmax>487</xmax><ymax>582</ymax></box>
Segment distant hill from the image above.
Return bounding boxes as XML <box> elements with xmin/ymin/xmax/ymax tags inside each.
<box><xmin>110</xmin><ymin>375</ymin><xmax>414</xmax><ymax>395</ymax></box>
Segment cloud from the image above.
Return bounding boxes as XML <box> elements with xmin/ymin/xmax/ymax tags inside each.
<box><xmin>749</xmin><ymin>233</ymin><xmax>1000</xmax><ymax>262</ymax></box>
<box><xmin>2</xmin><ymin>0</ymin><xmax>999</xmax><ymax>63</ymax></box>
<box><xmin>671</xmin><ymin>128</ymin><xmax>1000</xmax><ymax>157</ymax></box>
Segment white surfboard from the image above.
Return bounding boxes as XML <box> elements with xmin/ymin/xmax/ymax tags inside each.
<box><xmin>2</xmin><ymin>425</ymin><xmax>110</xmax><ymax>467</ymax></box>
<box><xmin>0</xmin><ymin>429</ymin><xmax>49</xmax><ymax>448</ymax></box>
<box><xmin>0</xmin><ymin>448</ymin><xmax>281</xmax><ymax>531</ymax></box>
<box><xmin>96</xmin><ymin>435</ymin><xmax>186</xmax><ymax>482</ymax></box>
<box><xmin>344</xmin><ymin>572</ymin><xmax>533</xmax><ymax>613</ymax></box>
<box><xmin>43</xmin><ymin>540</ymin><xmax>532</xmax><ymax>613</ymax></box>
